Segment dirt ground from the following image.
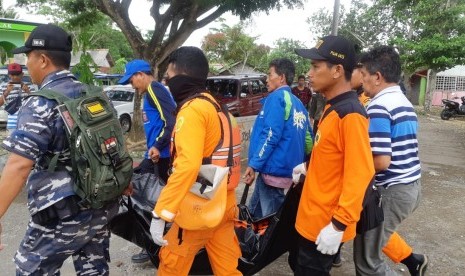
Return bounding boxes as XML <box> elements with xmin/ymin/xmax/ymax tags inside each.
<box><xmin>1</xmin><ymin>112</ymin><xmax>465</xmax><ymax>275</ymax></box>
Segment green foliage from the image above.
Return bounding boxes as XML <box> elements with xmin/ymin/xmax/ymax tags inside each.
<box><xmin>17</xmin><ymin>0</ymin><xmax>303</xmax><ymax>138</ymax></box>
<box><xmin>381</xmin><ymin>0</ymin><xmax>465</xmax><ymax>73</ymax></box>
<box><xmin>111</xmin><ymin>58</ymin><xmax>127</xmax><ymax>74</ymax></box>
<box><xmin>202</xmin><ymin>23</ymin><xmax>270</xmax><ymax>73</ymax></box>
<box><xmin>306</xmin><ymin>0</ymin><xmax>390</xmax><ymax>48</ymax></box>
<box><xmin>307</xmin><ymin>0</ymin><xmax>465</xmax><ymax>73</ymax></box>
<box><xmin>201</xmin><ymin>24</ymin><xmax>309</xmax><ymax>79</ymax></box>
<box><xmin>266</xmin><ymin>38</ymin><xmax>310</xmax><ymax>78</ymax></box>
<box><xmin>0</xmin><ymin>0</ymin><xmax>17</xmax><ymax>18</ymax></box>
<box><xmin>16</xmin><ymin>0</ymin><xmax>134</xmax><ymax>61</ymax></box>
<box><xmin>72</xmin><ymin>52</ymin><xmax>98</xmax><ymax>84</ymax></box>
<box><xmin>70</xmin><ymin>31</ymin><xmax>99</xmax><ymax>85</ymax></box>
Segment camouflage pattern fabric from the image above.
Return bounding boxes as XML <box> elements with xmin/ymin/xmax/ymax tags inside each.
<box><xmin>2</xmin><ymin>70</ymin><xmax>82</xmax><ymax>215</ymax></box>
<box><xmin>1</xmin><ymin>70</ymin><xmax>118</xmax><ymax>274</ymax></box>
<box><xmin>14</xmin><ymin>203</ymin><xmax>118</xmax><ymax>275</ymax></box>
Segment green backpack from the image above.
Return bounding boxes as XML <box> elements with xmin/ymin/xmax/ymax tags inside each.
<box><xmin>33</xmin><ymin>85</ymin><xmax>133</xmax><ymax>209</ymax></box>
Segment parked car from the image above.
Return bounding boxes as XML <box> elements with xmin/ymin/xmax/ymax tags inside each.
<box><xmin>104</xmin><ymin>85</ymin><xmax>135</xmax><ymax>133</ymax></box>
<box><xmin>206</xmin><ymin>75</ymin><xmax>268</xmax><ymax>117</ymax></box>
<box><xmin>0</xmin><ymin>105</ymin><xmax>7</xmax><ymax>128</ymax></box>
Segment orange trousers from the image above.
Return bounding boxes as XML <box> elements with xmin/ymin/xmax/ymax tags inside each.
<box><xmin>157</xmin><ymin>192</ymin><xmax>242</xmax><ymax>276</ymax></box>
<box><xmin>383</xmin><ymin>231</ymin><xmax>412</xmax><ymax>263</ymax></box>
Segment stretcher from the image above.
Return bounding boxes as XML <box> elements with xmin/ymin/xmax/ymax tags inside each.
<box><xmin>109</xmin><ymin>173</ymin><xmax>303</xmax><ymax>275</ymax></box>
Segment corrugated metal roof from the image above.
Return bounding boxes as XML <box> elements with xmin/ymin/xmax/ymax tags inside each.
<box><xmin>71</xmin><ymin>49</ymin><xmax>113</xmax><ymax>68</ymax></box>
<box><xmin>437</xmin><ymin>65</ymin><xmax>465</xmax><ymax>76</ymax></box>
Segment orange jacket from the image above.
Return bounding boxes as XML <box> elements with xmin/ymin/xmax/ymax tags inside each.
<box><xmin>358</xmin><ymin>93</ymin><xmax>371</xmax><ymax>108</ymax></box>
<box><xmin>154</xmin><ymin>93</ymin><xmax>238</xmax><ymax>222</ymax></box>
<box><xmin>295</xmin><ymin>91</ymin><xmax>374</xmax><ymax>242</ymax></box>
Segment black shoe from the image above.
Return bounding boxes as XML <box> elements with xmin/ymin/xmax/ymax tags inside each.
<box><xmin>332</xmin><ymin>251</ymin><xmax>342</xmax><ymax>267</ymax></box>
<box><xmin>407</xmin><ymin>254</ymin><xmax>428</xmax><ymax>276</ymax></box>
<box><xmin>131</xmin><ymin>249</ymin><xmax>150</xmax><ymax>263</ymax></box>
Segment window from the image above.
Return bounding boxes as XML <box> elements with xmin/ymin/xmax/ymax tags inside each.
<box><xmin>435</xmin><ymin>76</ymin><xmax>465</xmax><ymax>91</ymax></box>
<box><xmin>456</xmin><ymin>77</ymin><xmax>465</xmax><ymax>91</ymax></box>
<box><xmin>206</xmin><ymin>79</ymin><xmax>237</xmax><ymax>98</ymax></box>
<box><xmin>106</xmin><ymin>90</ymin><xmax>134</xmax><ymax>102</ymax></box>
<box><xmin>251</xmin><ymin>80</ymin><xmax>262</xmax><ymax>94</ymax></box>
<box><xmin>241</xmin><ymin>81</ymin><xmax>249</xmax><ymax>95</ymax></box>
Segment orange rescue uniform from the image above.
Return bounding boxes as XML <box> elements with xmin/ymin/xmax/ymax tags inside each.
<box><xmin>296</xmin><ymin>91</ymin><xmax>375</xmax><ymax>243</ymax></box>
<box><xmin>154</xmin><ymin>93</ymin><xmax>241</xmax><ymax>275</ymax></box>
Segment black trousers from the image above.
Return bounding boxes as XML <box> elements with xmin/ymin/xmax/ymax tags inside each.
<box><xmin>313</xmin><ymin>119</ymin><xmax>320</xmax><ymax>136</ymax></box>
<box><xmin>294</xmin><ymin>234</ymin><xmax>336</xmax><ymax>276</ymax></box>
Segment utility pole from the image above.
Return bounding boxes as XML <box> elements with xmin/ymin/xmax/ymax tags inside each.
<box><xmin>331</xmin><ymin>0</ymin><xmax>341</xmax><ymax>35</ymax></box>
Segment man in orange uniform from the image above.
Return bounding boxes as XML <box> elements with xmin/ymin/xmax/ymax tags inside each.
<box><xmin>294</xmin><ymin>35</ymin><xmax>375</xmax><ymax>275</ymax></box>
<box><xmin>150</xmin><ymin>46</ymin><xmax>242</xmax><ymax>276</ymax></box>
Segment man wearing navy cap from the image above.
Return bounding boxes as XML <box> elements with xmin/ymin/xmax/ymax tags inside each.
<box><xmin>0</xmin><ymin>24</ymin><xmax>118</xmax><ymax>275</ymax></box>
<box><xmin>118</xmin><ymin>59</ymin><xmax>176</xmax><ymax>263</ymax></box>
<box><xmin>292</xmin><ymin>35</ymin><xmax>375</xmax><ymax>275</ymax></box>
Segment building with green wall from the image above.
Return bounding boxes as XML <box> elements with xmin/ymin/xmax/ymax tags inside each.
<box><xmin>0</xmin><ymin>18</ymin><xmax>41</xmax><ymax>64</ymax></box>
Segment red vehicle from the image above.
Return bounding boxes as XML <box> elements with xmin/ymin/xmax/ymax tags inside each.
<box><xmin>206</xmin><ymin>75</ymin><xmax>268</xmax><ymax>117</ymax></box>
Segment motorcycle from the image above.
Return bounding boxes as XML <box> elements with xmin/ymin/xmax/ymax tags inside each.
<box><xmin>440</xmin><ymin>95</ymin><xmax>465</xmax><ymax>120</ymax></box>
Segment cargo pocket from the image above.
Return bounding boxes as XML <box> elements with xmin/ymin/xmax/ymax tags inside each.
<box><xmin>159</xmin><ymin>242</ymin><xmax>189</xmax><ymax>274</ymax></box>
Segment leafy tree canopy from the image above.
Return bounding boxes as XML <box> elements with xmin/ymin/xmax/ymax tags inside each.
<box><xmin>202</xmin><ymin>23</ymin><xmax>270</xmax><ymax>73</ymax></box>
<box><xmin>17</xmin><ymin>0</ymin><xmax>303</xmax><ymax>75</ymax></box>
<box><xmin>267</xmin><ymin>38</ymin><xmax>310</xmax><ymax>77</ymax></box>
<box><xmin>15</xmin><ymin>0</ymin><xmax>304</xmax><ymax>139</ymax></box>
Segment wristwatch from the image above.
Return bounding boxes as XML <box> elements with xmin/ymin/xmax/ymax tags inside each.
<box><xmin>151</xmin><ymin>211</ymin><xmax>161</xmax><ymax>220</ymax></box>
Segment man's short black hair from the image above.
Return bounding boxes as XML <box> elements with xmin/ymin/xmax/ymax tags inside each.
<box><xmin>269</xmin><ymin>58</ymin><xmax>295</xmax><ymax>86</ymax></box>
<box><xmin>360</xmin><ymin>46</ymin><xmax>401</xmax><ymax>84</ymax></box>
<box><xmin>37</xmin><ymin>50</ymin><xmax>71</xmax><ymax>69</ymax></box>
<box><xmin>323</xmin><ymin>62</ymin><xmax>352</xmax><ymax>82</ymax></box>
<box><xmin>168</xmin><ymin>46</ymin><xmax>209</xmax><ymax>80</ymax></box>
<box><xmin>298</xmin><ymin>75</ymin><xmax>306</xmax><ymax>81</ymax></box>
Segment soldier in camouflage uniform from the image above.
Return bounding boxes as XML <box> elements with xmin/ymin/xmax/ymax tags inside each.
<box><xmin>0</xmin><ymin>24</ymin><xmax>117</xmax><ymax>275</ymax></box>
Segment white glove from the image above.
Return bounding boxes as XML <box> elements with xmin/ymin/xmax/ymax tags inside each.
<box><xmin>150</xmin><ymin>217</ymin><xmax>168</xmax><ymax>246</ymax></box>
<box><xmin>292</xmin><ymin>162</ymin><xmax>307</xmax><ymax>184</ymax></box>
<box><xmin>315</xmin><ymin>222</ymin><xmax>343</xmax><ymax>255</ymax></box>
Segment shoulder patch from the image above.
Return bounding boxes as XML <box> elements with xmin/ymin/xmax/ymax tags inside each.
<box><xmin>334</xmin><ymin>99</ymin><xmax>368</xmax><ymax>119</ymax></box>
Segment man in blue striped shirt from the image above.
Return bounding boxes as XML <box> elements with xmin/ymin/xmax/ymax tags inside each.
<box><xmin>354</xmin><ymin>46</ymin><xmax>428</xmax><ymax>276</ymax></box>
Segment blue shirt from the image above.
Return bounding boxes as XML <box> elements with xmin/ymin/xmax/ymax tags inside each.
<box><xmin>248</xmin><ymin>86</ymin><xmax>313</xmax><ymax>177</ymax></box>
<box><xmin>143</xmin><ymin>81</ymin><xmax>176</xmax><ymax>159</ymax></box>
<box><xmin>367</xmin><ymin>85</ymin><xmax>421</xmax><ymax>187</ymax></box>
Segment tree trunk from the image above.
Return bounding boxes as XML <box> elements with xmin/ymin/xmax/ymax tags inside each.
<box><xmin>424</xmin><ymin>69</ymin><xmax>437</xmax><ymax>113</ymax></box>
<box><xmin>129</xmin><ymin>92</ymin><xmax>145</xmax><ymax>143</ymax></box>
<box><xmin>403</xmin><ymin>72</ymin><xmax>413</xmax><ymax>102</ymax></box>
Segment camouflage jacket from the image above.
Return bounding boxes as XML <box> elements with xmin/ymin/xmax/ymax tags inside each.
<box><xmin>2</xmin><ymin>70</ymin><xmax>85</xmax><ymax>215</ymax></box>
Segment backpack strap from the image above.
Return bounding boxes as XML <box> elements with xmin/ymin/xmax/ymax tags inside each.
<box><xmin>28</xmin><ymin>89</ymin><xmax>71</xmax><ymax>173</ymax></box>
<box><xmin>192</xmin><ymin>94</ymin><xmax>234</xmax><ymax>167</ymax></box>
<box><xmin>170</xmin><ymin>93</ymin><xmax>234</xmax><ymax>168</ymax></box>
<box><xmin>30</xmin><ymin>89</ymin><xmax>70</xmax><ymax>104</ymax></box>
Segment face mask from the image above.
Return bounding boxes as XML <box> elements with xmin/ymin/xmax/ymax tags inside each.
<box><xmin>167</xmin><ymin>75</ymin><xmax>206</xmax><ymax>105</ymax></box>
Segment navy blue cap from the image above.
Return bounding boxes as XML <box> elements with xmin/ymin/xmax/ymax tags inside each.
<box><xmin>12</xmin><ymin>24</ymin><xmax>72</xmax><ymax>54</ymax></box>
<box><xmin>118</xmin><ymin>59</ymin><xmax>152</xmax><ymax>85</ymax></box>
<box><xmin>295</xmin><ymin>35</ymin><xmax>357</xmax><ymax>72</ymax></box>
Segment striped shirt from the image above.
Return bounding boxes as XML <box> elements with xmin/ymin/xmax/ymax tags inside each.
<box><xmin>367</xmin><ymin>85</ymin><xmax>421</xmax><ymax>187</ymax></box>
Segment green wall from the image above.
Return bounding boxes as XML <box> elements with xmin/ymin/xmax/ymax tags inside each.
<box><xmin>0</xmin><ymin>18</ymin><xmax>41</xmax><ymax>62</ymax></box>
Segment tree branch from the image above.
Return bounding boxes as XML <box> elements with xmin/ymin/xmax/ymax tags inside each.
<box><xmin>148</xmin><ymin>1</ymin><xmax>177</xmax><ymax>52</ymax></box>
<box><xmin>92</xmin><ymin>0</ymin><xmax>146</xmax><ymax>57</ymax></box>
<box><xmin>196</xmin><ymin>6</ymin><xmax>229</xmax><ymax>29</ymax></box>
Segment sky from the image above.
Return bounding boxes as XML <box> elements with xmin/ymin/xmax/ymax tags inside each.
<box><xmin>4</xmin><ymin>0</ymin><xmax>352</xmax><ymax>48</ymax></box>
